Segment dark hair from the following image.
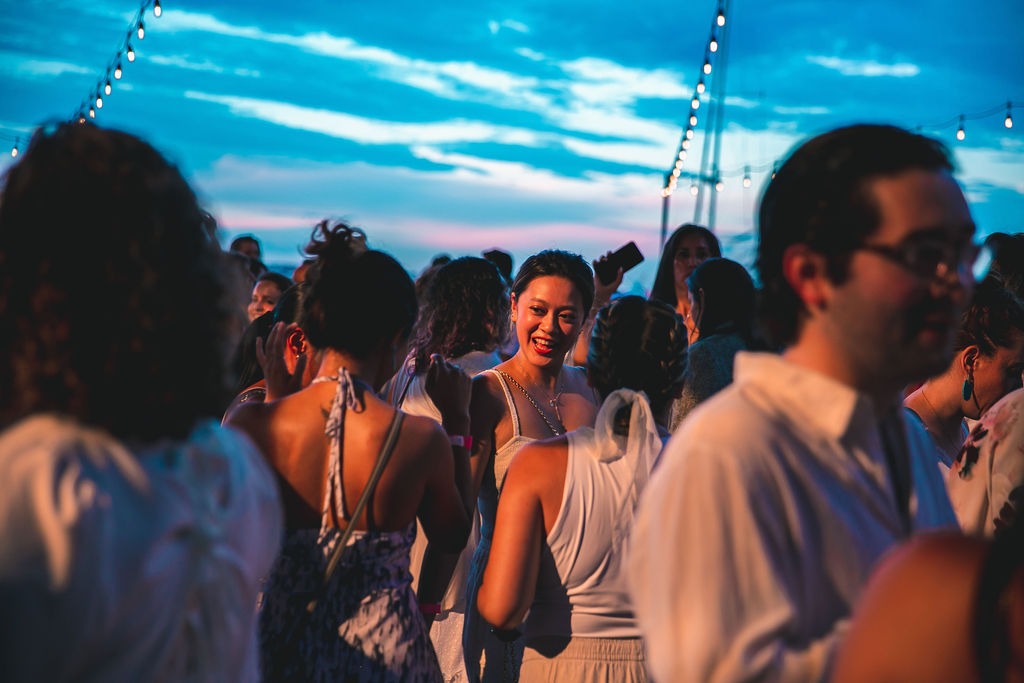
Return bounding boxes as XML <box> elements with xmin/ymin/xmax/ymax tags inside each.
<box><xmin>650</xmin><ymin>224</ymin><xmax>722</xmax><ymax>307</ymax></box>
<box><xmin>511</xmin><ymin>249</ymin><xmax>595</xmax><ymax>314</ymax></box>
<box><xmin>230</xmin><ymin>283</ymin><xmax>309</xmax><ymax>394</ymax></box>
<box><xmin>686</xmin><ymin>258</ymin><xmax>756</xmax><ymax>342</ymax></box>
<box><xmin>956</xmin><ymin>276</ymin><xmax>1024</xmax><ymax>355</ymax></box>
<box><xmin>410</xmin><ymin>257</ymin><xmax>509</xmax><ymax>368</ymax></box>
<box><xmin>587</xmin><ymin>296</ymin><xmax>687</xmax><ymax>416</ymax></box>
<box><xmin>757</xmin><ymin>124</ymin><xmax>955</xmax><ymax>348</ymax></box>
<box><xmin>482</xmin><ymin>248</ymin><xmax>514</xmax><ymax>283</ymax></box>
<box><xmin>230</xmin><ymin>233</ymin><xmax>261</xmax><ymax>254</ymax></box>
<box><xmin>0</xmin><ymin>123</ymin><xmax>230</xmax><ymax>440</ymax></box>
<box><xmin>985</xmin><ymin>232</ymin><xmax>1024</xmax><ymax>300</ymax></box>
<box><xmin>256</xmin><ymin>271</ymin><xmax>294</xmax><ymax>294</ymax></box>
<box><xmin>302</xmin><ymin>220</ymin><xmax>416</xmax><ymax>357</ymax></box>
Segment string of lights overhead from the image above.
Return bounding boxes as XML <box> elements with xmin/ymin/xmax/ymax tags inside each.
<box><xmin>662</xmin><ymin>1</ymin><xmax>727</xmax><ymax>199</ymax></box>
<box><xmin>5</xmin><ymin>0</ymin><xmax>163</xmax><ymax>158</ymax></box>
<box><xmin>659</xmin><ymin>97</ymin><xmax>1020</xmax><ymax>200</ymax></box>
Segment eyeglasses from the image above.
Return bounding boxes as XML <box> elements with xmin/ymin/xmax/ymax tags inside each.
<box><xmin>857</xmin><ymin>240</ymin><xmax>990</xmax><ymax>281</ymax></box>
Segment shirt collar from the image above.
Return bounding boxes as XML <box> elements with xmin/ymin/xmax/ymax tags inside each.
<box><xmin>733</xmin><ymin>351</ymin><xmax>880</xmax><ymax>440</ymax></box>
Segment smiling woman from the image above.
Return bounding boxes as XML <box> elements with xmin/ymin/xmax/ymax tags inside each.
<box><xmin>462</xmin><ymin>249</ymin><xmax>599</xmax><ymax>682</ymax></box>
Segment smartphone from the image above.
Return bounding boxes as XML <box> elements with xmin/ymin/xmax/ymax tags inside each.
<box><xmin>595</xmin><ymin>241</ymin><xmax>644</xmax><ymax>285</ymax></box>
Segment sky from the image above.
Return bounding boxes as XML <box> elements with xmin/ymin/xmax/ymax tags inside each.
<box><xmin>1</xmin><ymin>0</ymin><xmax>1022</xmax><ymax>293</ymax></box>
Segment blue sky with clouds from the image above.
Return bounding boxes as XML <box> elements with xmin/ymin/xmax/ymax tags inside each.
<box><xmin>1</xmin><ymin>0</ymin><xmax>1022</xmax><ymax>291</ymax></box>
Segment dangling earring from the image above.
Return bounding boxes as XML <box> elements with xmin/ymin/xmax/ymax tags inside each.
<box><xmin>961</xmin><ymin>373</ymin><xmax>974</xmax><ymax>401</ymax></box>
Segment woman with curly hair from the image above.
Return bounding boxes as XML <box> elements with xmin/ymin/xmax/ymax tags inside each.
<box><xmin>476</xmin><ymin>296</ymin><xmax>687</xmax><ymax>681</ymax></box>
<box><xmin>0</xmin><ymin>123</ymin><xmax>282</xmax><ymax>682</ymax></box>
<box><xmin>381</xmin><ymin>255</ymin><xmax>510</xmax><ymax>681</ymax></box>
<box><xmin>226</xmin><ymin>221</ymin><xmax>475</xmax><ymax>681</ymax></box>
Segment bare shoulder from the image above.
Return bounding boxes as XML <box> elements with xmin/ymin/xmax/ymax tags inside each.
<box><xmin>470</xmin><ymin>371</ymin><xmax>506</xmax><ymax>419</ymax></box>
<box><xmin>506</xmin><ymin>438</ymin><xmax>568</xmax><ymax>490</ymax></box>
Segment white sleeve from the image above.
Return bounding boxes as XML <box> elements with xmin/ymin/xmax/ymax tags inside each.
<box><xmin>628</xmin><ymin>439</ymin><xmax>840</xmax><ymax>683</ymax></box>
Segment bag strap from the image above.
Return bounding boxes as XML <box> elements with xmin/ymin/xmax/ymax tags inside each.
<box><xmin>307</xmin><ymin>410</ymin><xmax>405</xmax><ymax>612</ymax></box>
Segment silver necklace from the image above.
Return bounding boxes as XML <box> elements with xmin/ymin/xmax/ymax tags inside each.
<box><xmin>498</xmin><ymin>370</ymin><xmax>565</xmax><ymax>436</ymax></box>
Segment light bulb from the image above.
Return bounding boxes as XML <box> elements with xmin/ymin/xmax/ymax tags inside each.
<box><xmin>682</xmin><ymin>139</ymin><xmax>690</xmax><ymax>150</ymax></box>
<box><xmin>715</xmin><ymin>181</ymin><xmax>724</xmax><ymax>192</ymax></box>
<box><xmin>96</xmin><ymin>94</ymin><xmax>103</xmax><ymax>108</ymax></box>
<box><xmin>127</xmin><ymin>44</ymin><xmax>136</xmax><ymax>62</ymax></box>
<box><xmin>154</xmin><ymin>0</ymin><xmax>162</xmax><ymax>17</ymax></box>
<box><xmin>10</xmin><ymin>145</ymin><xmax>18</xmax><ymax>158</ymax></box>
<box><xmin>672</xmin><ymin>168</ymin><xmax>681</xmax><ymax>178</ymax></box>
<box><xmin>709</xmin><ymin>39</ymin><xmax>718</xmax><ymax>53</ymax></box>
<box><xmin>674</xmin><ymin>160</ymin><xmax>683</xmax><ymax>170</ymax></box>
<box><xmin>703</xmin><ymin>61</ymin><xmax>712</xmax><ymax>75</ymax></box>
<box><xmin>690</xmin><ymin>184</ymin><xmax>699</xmax><ymax>196</ymax></box>
<box><xmin>89</xmin><ymin>107</ymin><xmax>96</xmax><ymax>118</ymax></box>
<box><xmin>678</xmin><ymin>150</ymin><xmax>687</xmax><ymax>161</ymax></box>
<box><xmin>1005</xmin><ymin>102</ymin><xmax>1013</xmax><ymax>129</ymax></box>
<box><xmin>114</xmin><ymin>61</ymin><xmax>123</xmax><ymax>79</ymax></box>
<box><xmin>104</xmin><ymin>80</ymin><xmax>112</xmax><ymax>95</ymax></box>
<box><xmin>956</xmin><ymin>116</ymin><xmax>965</xmax><ymax>141</ymax></box>
<box><xmin>691</xmin><ymin>97</ymin><xmax>700</xmax><ymax>109</ymax></box>
<box><xmin>743</xmin><ymin>176</ymin><xmax>752</xmax><ymax>188</ymax></box>
<box><xmin>717</xmin><ymin>11</ymin><xmax>726</xmax><ymax>26</ymax></box>
<box><xmin>685</xmin><ymin>128</ymin><xmax>694</xmax><ymax>140</ymax></box>
<box><xmin>689</xmin><ymin>114</ymin><xmax>697</xmax><ymax>126</ymax></box>
<box><xmin>137</xmin><ymin>21</ymin><xmax>145</xmax><ymax>40</ymax></box>
<box><xmin>696</xmin><ymin>81</ymin><xmax>706</xmax><ymax>94</ymax></box>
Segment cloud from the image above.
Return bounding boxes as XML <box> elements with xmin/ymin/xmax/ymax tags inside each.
<box><xmin>184</xmin><ymin>91</ymin><xmax>545</xmax><ymax>146</ymax></box>
<box><xmin>515</xmin><ymin>47</ymin><xmax>546</xmax><ymax>61</ymax></box>
<box><xmin>0</xmin><ymin>55</ymin><xmax>91</xmax><ymax>78</ymax></box>
<box><xmin>773</xmin><ymin>105</ymin><xmax>830</xmax><ymax>115</ymax></box>
<box><xmin>488</xmin><ymin>19</ymin><xmax>530</xmax><ymax>35</ymax></box>
<box><xmin>806</xmin><ymin>55</ymin><xmax>920</xmax><ymax>77</ymax></box>
<box><xmin>148</xmin><ymin>54</ymin><xmax>260</xmax><ymax>77</ymax></box>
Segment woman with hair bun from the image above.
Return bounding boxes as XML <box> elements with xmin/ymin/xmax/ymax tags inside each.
<box><xmin>476</xmin><ymin>296</ymin><xmax>687</xmax><ymax>681</ymax></box>
<box><xmin>226</xmin><ymin>221</ymin><xmax>475</xmax><ymax>681</ymax></box>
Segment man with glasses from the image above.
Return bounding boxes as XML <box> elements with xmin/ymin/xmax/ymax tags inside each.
<box><xmin>628</xmin><ymin>124</ymin><xmax>976</xmax><ymax>682</ymax></box>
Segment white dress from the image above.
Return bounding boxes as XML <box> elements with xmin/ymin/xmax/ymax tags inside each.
<box><xmin>0</xmin><ymin>414</ymin><xmax>283</xmax><ymax>683</ymax></box>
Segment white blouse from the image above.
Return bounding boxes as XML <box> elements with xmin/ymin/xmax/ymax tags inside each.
<box><xmin>0</xmin><ymin>414</ymin><xmax>282</xmax><ymax>683</ymax></box>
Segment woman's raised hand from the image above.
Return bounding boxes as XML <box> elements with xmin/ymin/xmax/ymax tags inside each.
<box><xmin>256</xmin><ymin>322</ymin><xmax>308</xmax><ymax>401</ymax></box>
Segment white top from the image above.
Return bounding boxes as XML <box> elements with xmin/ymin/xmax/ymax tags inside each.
<box><xmin>523</xmin><ymin>389</ymin><xmax>665</xmax><ymax>640</ymax></box>
<box><xmin>627</xmin><ymin>352</ymin><xmax>957</xmax><ymax>683</ymax></box>
<box><xmin>946</xmin><ymin>386</ymin><xmax>1024</xmax><ymax>536</ymax></box>
<box><xmin>387</xmin><ymin>350</ymin><xmax>499</xmax><ymax>612</ymax></box>
<box><xmin>0</xmin><ymin>414</ymin><xmax>283</xmax><ymax>683</ymax></box>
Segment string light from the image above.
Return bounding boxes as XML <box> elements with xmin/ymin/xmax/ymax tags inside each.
<box><xmin>137</xmin><ymin>20</ymin><xmax>145</xmax><ymax>40</ymax></box>
<box><xmin>114</xmin><ymin>60</ymin><xmax>123</xmax><ymax>79</ymax></box>
<box><xmin>715</xmin><ymin>180</ymin><xmax>724</xmax><ymax>192</ymax></box>
<box><xmin>1006</xmin><ymin>101</ymin><xmax>1014</xmax><ymax>129</ymax></box>
<box><xmin>89</xmin><ymin>107</ymin><xmax>96</xmax><ymax>118</ymax></box>
<box><xmin>956</xmin><ymin>115</ymin><xmax>965</xmax><ymax>141</ymax></box>
<box><xmin>154</xmin><ymin>0</ymin><xmax>162</xmax><ymax>16</ymax></box>
<box><xmin>95</xmin><ymin>93</ymin><xmax>103</xmax><ymax>108</ymax></box>
<box><xmin>743</xmin><ymin>166</ymin><xmax>752</xmax><ymax>188</ymax></box>
<box><xmin>104</xmin><ymin>79</ymin><xmax>112</xmax><ymax>95</ymax></box>
<box><xmin>690</xmin><ymin>184</ymin><xmax>699</xmax><ymax>196</ymax></box>
<box><xmin>10</xmin><ymin>139</ymin><xmax>18</xmax><ymax>158</ymax></box>
<box><xmin>662</xmin><ymin>1</ymin><xmax>725</xmax><ymax>197</ymax></box>
<box><xmin>127</xmin><ymin>43</ymin><xmax>136</xmax><ymax>62</ymax></box>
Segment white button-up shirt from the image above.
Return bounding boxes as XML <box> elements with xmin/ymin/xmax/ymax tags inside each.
<box><xmin>628</xmin><ymin>352</ymin><xmax>957</xmax><ymax>683</ymax></box>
